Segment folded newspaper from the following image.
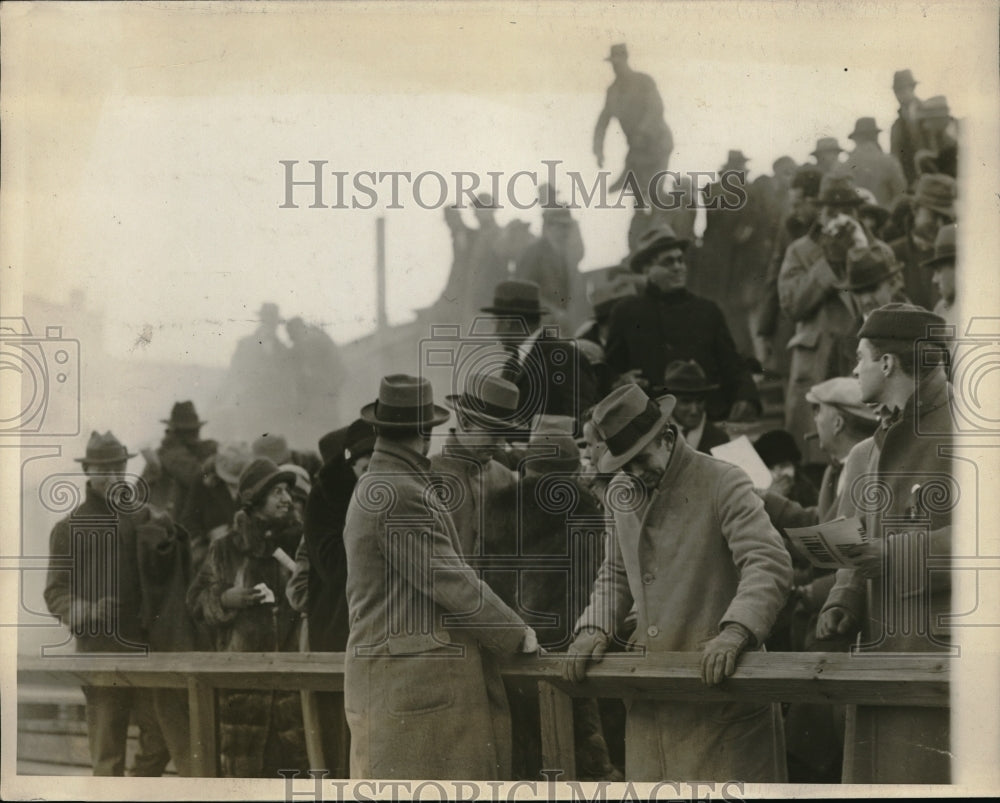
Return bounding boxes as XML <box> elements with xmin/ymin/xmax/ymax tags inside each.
<box><xmin>784</xmin><ymin>516</ymin><xmax>868</xmax><ymax>569</ymax></box>
<box><xmin>710</xmin><ymin>435</ymin><xmax>773</xmax><ymax>490</ymax></box>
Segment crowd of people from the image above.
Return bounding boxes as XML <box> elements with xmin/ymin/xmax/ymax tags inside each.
<box><xmin>43</xmin><ymin>51</ymin><xmax>959</xmax><ymax>785</ymax></box>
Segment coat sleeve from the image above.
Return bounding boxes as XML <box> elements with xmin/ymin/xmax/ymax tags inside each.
<box><xmin>604</xmin><ymin>299</ymin><xmax>632</xmax><ymax>376</ymax></box>
<box><xmin>573</xmin><ymin>514</ymin><xmax>633</xmax><ymax>639</ymax></box>
<box><xmin>762</xmin><ymin>490</ymin><xmax>820</xmax><ymax>530</ymax></box>
<box><xmin>777</xmin><ymin>237</ymin><xmax>840</xmax><ymax>322</ymax></box>
<box><xmin>369</xmin><ymin>476</ymin><xmax>528</xmax><ymax>657</ymax></box>
<box><xmin>43</xmin><ymin>519</ymin><xmax>77</xmax><ymax>628</ymax></box>
<box><xmin>186</xmin><ymin>538</ymin><xmax>239</xmax><ymax>628</ymax></box>
<box><xmin>715</xmin><ymin>466</ymin><xmax>794</xmax><ymax>644</ymax></box>
<box><xmin>303</xmin><ymin>481</ymin><xmax>349</xmax><ymax>587</ymax></box>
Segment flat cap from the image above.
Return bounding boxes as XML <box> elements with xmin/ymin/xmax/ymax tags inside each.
<box><xmin>805</xmin><ymin>377</ymin><xmax>878</xmax><ymax>422</ymax></box>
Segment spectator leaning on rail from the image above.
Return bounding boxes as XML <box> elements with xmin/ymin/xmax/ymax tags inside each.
<box><xmin>342</xmin><ymin>374</ymin><xmax>542</xmax><ymax>780</ymax></box>
<box><xmin>186</xmin><ymin>457</ymin><xmax>308</xmax><ymax>778</ymax></box>
<box><xmin>816</xmin><ymin>303</ymin><xmax>954</xmax><ymax>783</ymax></box>
<box><xmin>563</xmin><ymin>384</ymin><xmax>792</xmax><ymax>781</ymax></box>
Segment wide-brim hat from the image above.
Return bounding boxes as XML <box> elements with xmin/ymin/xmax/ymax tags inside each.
<box><xmin>481</xmin><ymin>279</ymin><xmax>550</xmax><ymax>316</ymax></box>
<box><xmin>720</xmin><ymin>150</ymin><xmax>749</xmax><ymax>171</ymax></box>
<box><xmin>848</xmin><ymin>117</ymin><xmax>882</xmax><ymax>140</ymax></box>
<box><xmin>922</xmin><ymin>223</ymin><xmax>957</xmax><ymax>269</ymax></box>
<box><xmin>592</xmin><ymin>384</ymin><xmax>674</xmax><ymax>473</ymax></box>
<box><xmin>916</xmin><ymin>95</ymin><xmax>951</xmax><ymax>120</ymax></box>
<box><xmin>648</xmin><ymin>359</ymin><xmax>719</xmax><ymax>397</ymax></box>
<box><xmin>160</xmin><ymin>400</ymin><xmax>207</xmax><ymax>429</ymax></box>
<box><xmin>74</xmin><ymin>430</ymin><xmax>138</xmax><ymax>464</ymax></box>
<box><xmin>817</xmin><ymin>173</ymin><xmax>864</xmax><ymax>207</ymax></box>
<box><xmin>238</xmin><ymin>457</ymin><xmax>297</xmax><ymax>508</ymax></box>
<box><xmin>811</xmin><ymin>137</ymin><xmax>844</xmax><ymax>157</ymax></box>
<box><xmin>445</xmin><ymin>372</ymin><xmax>521</xmax><ymax>431</ymax></box>
<box><xmin>835</xmin><ymin>242</ymin><xmax>902</xmax><ymax>291</ymax></box>
<box><xmin>360</xmin><ymin>374</ymin><xmax>450</xmax><ymax>431</ymax></box>
<box><xmin>628</xmin><ymin>224</ymin><xmax>690</xmax><ymax>273</ymax></box>
<box><xmin>913</xmin><ymin>173</ymin><xmax>957</xmax><ymax>218</ymax></box>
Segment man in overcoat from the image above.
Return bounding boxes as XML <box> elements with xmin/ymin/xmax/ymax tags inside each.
<box><xmin>342</xmin><ymin>374</ymin><xmax>540</xmax><ymax>780</ymax></box>
<box><xmin>816</xmin><ymin>304</ymin><xmax>954</xmax><ymax>783</ymax></box>
<box><xmin>563</xmin><ymin>384</ymin><xmax>792</xmax><ymax>781</ymax></box>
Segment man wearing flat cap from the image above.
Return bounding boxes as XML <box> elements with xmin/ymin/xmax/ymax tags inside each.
<box><xmin>563</xmin><ymin>384</ymin><xmax>792</xmax><ymax>780</ymax></box>
<box><xmin>605</xmin><ymin>223</ymin><xmax>762</xmax><ymax>424</ymax></box>
<box><xmin>817</xmin><ymin>303</ymin><xmax>954</xmax><ymax>783</ymax></box>
<box><xmin>593</xmin><ymin>43</ymin><xmax>674</xmax><ymax>206</ymax></box>
<box><xmin>342</xmin><ymin>374</ymin><xmax>541</xmax><ymax>779</ymax></box>
<box><xmin>844</xmin><ymin>117</ymin><xmax>906</xmax><ymax>206</ymax></box>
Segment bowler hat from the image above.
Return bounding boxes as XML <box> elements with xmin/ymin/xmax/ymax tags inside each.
<box><xmin>215</xmin><ymin>441</ymin><xmax>252</xmax><ymax>485</ymax></box>
<box><xmin>805</xmin><ymin>377</ymin><xmax>878</xmax><ymax>422</ymax></box>
<box><xmin>74</xmin><ymin>430</ymin><xmax>137</xmax><ymax>465</ymax></box>
<box><xmin>252</xmin><ymin>433</ymin><xmax>292</xmax><ymax>465</ymax></box>
<box><xmin>835</xmin><ymin>242</ymin><xmax>901</xmax><ymax>291</ymax></box>
<box><xmin>592</xmin><ymin>384</ymin><xmax>674</xmax><ymax>473</ymax></box>
<box><xmin>857</xmin><ymin>303</ymin><xmax>948</xmax><ymax>343</ymax></box>
<box><xmin>360</xmin><ymin>374</ymin><xmax>450</xmax><ymax>431</ymax></box>
<box><xmin>922</xmin><ymin>223</ymin><xmax>957</xmax><ymax>269</ymax></box>
<box><xmin>524</xmin><ymin>430</ymin><xmax>582</xmax><ymax>476</ymax></box>
<box><xmin>848</xmin><ymin>117</ymin><xmax>882</xmax><ymax>140</ymax></box>
<box><xmin>589</xmin><ymin>275</ymin><xmax>637</xmax><ymax>320</ymax></box>
<box><xmin>605</xmin><ymin>43</ymin><xmax>628</xmax><ymax>61</ymax></box>
<box><xmin>160</xmin><ymin>400</ymin><xmax>206</xmax><ymax>430</ymax></box>
<box><xmin>817</xmin><ymin>173</ymin><xmax>863</xmax><ymax>207</ymax></box>
<box><xmin>754</xmin><ymin>430</ymin><xmax>801</xmax><ymax>468</ymax></box>
<box><xmin>481</xmin><ymin>279</ymin><xmax>550</xmax><ymax>316</ymax></box>
<box><xmin>913</xmin><ymin>173</ymin><xmax>957</xmax><ymax>219</ymax></box>
<box><xmin>650</xmin><ymin>359</ymin><xmax>719</xmax><ymax>397</ymax></box>
<box><xmin>893</xmin><ymin>69</ymin><xmax>918</xmax><ymax>90</ymax></box>
<box><xmin>811</xmin><ymin>137</ymin><xmax>844</xmax><ymax>157</ymax></box>
<box><xmin>629</xmin><ymin>224</ymin><xmax>690</xmax><ymax>273</ymax></box>
<box><xmin>445</xmin><ymin>372</ymin><xmax>521</xmax><ymax>431</ymax></box>
<box><xmin>916</xmin><ymin>95</ymin><xmax>951</xmax><ymax>120</ymax></box>
<box><xmin>238</xmin><ymin>457</ymin><xmax>297</xmax><ymax>508</ymax></box>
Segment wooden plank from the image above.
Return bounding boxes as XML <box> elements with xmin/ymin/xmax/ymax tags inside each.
<box><xmin>187</xmin><ymin>677</ymin><xmax>218</xmax><ymax>777</ymax></box>
<box><xmin>537</xmin><ymin>681</ymin><xmax>576</xmax><ymax>780</ymax></box>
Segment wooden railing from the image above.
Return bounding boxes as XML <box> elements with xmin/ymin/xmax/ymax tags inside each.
<box><xmin>18</xmin><ymin>651</ymin><xmax>949</xmax><ymax>778</ymax></box>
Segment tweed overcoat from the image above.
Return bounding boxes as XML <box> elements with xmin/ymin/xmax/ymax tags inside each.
<box><xmin>342</xmin><ymin>438</ymin><xmax>529</xmax><ymax>780</ymax></box>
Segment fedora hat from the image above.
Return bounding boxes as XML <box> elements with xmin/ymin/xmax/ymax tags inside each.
<box><xmin>445</xmin><ymin>372</ymin><xmax>521</xmax><ymax>431</ymax></box>
<box><xmin>360</xmin><ymin>374</ymin><xmax>450</xmax><ymax>431</ymax></box>
<box><xmin>817</xmin><ymin>173</ymin><xmax>864</xmax><ymax>207</ymax></box>
<box><xmin>836</xmin><ymin>242</ymin><xmax>901</xmax><ymax>291</ymax></box>
<box><xmin>237</xmin><ymin>457</ymin><xmax>297</xmax><ymax>509</ymax></box>
<box><xmin>721</xmin><ymin>150</ymin><xmax>749</xmax><ymax>171</ymax></box>
<box><xmin>650</xmin><ymin>359</ymin><xmax>719</xmax><ymax>398</ymax></box>
<box><xmin>893</xmin><ymin>69</ymin><xmax>918</xmax><ymax>90</ymax></box>
<box><xmin>160</xmin><ymin>400</ymin><xmax>206</xmax><ymax>430</ymax></box>
<box><xmin>629</xmin><ymin>223</ymin><xmax>690</xmax><ymax>273</ymax></box>
<box><xmin>481</xmin><ymin>279</ymin><xmax>550</xmax><ymax>316</ymax></box>
<box><xmin>592</xmin><ymin>384</ymin><xmax>674</xmax><ymax>473</ymax></box>
<box><xmin>811</xmin><ymin>137</ymin><xmax>844</xmax><ymax>157</ymax></box>
<box><xmin>848</xmin><ymin>117</ymin><xmax>882</xmax><ymax>140</ymax></box>
<box><xmin>916</xmin><ymin>95</ymin><xmax>951</xmax><ymax>120</ymax></box>
<box><xmin>922</xmin><ymin>223</ymin><xmax>957</xmax><ymax>269</ymax></box>
<box><xmin>215</xmin><ymin>441</ymin><xmax>252</xmax><ymax>485</ymax></box>
<box><xmin>605</xmin><ymin>43</ymin><xmax>628</xmax><ymax>61</ymax></box>
<box><xmin>75</xmin><ymin>430</ymin><xmax>137</xmax><ymax>465</ymax></box>
<box><xmin>524</xmin><ymin>429</ymin><xmax>582</xmax><ymax>476</ymax></box>
<box><xmin>913</xmin><ymin>173</ymin><xmax>957</xmax><ymax>218</ymax></box>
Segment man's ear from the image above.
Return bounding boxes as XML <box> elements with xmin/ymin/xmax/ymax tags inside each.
<box><xmin>833</xmin><ymin>412</ymin><xmax>846</xmax><ymax>436</ymax></box>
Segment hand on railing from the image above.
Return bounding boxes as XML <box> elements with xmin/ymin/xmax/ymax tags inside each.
<box><xmin>562</xmin><ymin>626</ymin><xmax>610</xmax><ymax>683</ymax></box>
<box><xmin>701</xmin><ymin>624</ymin><xmax>753</xmax><ymax>686</ymax></box>
<box><xmin>816</xmin><ymin>606</ymin><xmax>859</xmax><ymax>640</ymax></box>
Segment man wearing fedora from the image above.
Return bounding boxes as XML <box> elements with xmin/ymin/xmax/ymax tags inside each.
<box><xmin>562</xmin><ymin>384</ymin><xmax>792</xmax><ymax>781</ymax></box>
<box><xmin>141</xmin><ymin>400</ymin><xmax>217</xmax><ymax>518</ymax></box>
<box><xmin>811</xmin><ymin>137</ymin><xmax>845</xmax><ymax>175</ymax></box>
<box><xmin>45</xmin><ymin>431</ymin><xmax>193</xmax><ymax>776</ymax></box>
<box><xmin>650</xmin><ymin>359</ymin><xmax>729</xmax><ymax>454</ymax></box>
<box><xmin>593</xmin><ymin>43</ymin><xmax>674</xmax><ymax>204</ymax></box>
<box><xmin>816</xmin><ymin>304</ymin><xmax>954</xmax><ymax>783</ymax></box>
<box><xmin>778</xmin><ymin>172</ymin><xmax>878</xmax><ymax>466</ymax></box>
<box><xmin>843</xmin><ymin>117</ymin><xmax>906</xmax><ymax>206</ymax></box>
<box><xmin>342</xmin><ymin>374</ymin><xmax>540</xmax><ymax>779</ymax></box>
<box><xmin>836</xmin><ymin>242</ymin><xmax>908</xmax><ymax>320</ymax></box>
<box><xmin>926</xmin><ymin>222</ymin><xmax>957</xmax><ymax>329</ymax></box>
<box><xmin>483</xmin><ymin>279</ymin><xmax>597</xmax><ymax>434</ymax></box>
<box><xmin>890</xmin><ymin>172</ymin><xmax>957</xmax><ymax>311</ymax></box>
<box><xmin>890</xmin><ymin>69</ymin><xmax>924</xmax><ymax>187</ymax></box>
<box><xmin>605</xmin><ymin>224</ymin><xmax>762</xmax><ymax>424</ymax></box>
<box><xmin>916</xmin><ymin>95</ymin><xmax>958</xmax><ymax>179</ymax></box>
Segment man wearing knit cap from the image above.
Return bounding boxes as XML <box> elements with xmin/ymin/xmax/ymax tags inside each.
<box><xmin>817</xmin><ymin>303</ymin><xmax>953</xmax><ymax>783</ymax></box>
<box><xmin>563</xmin><ymin>384</ymin><xmax>792</xmax><ymax>780</ymax></box>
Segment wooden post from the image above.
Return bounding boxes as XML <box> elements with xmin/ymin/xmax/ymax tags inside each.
<box><xmin>187</xmin><ymin>677</ymin><xmax>218</xmax><ymax>777</ymax></box>
<box><xmin>538</xmin><ymin>681</ymin><xmax>576</xmax><ymax>780</ymax></box>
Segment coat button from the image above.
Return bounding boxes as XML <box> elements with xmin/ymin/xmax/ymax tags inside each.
<box><xmin>647</xmin><ymin>625</ymin><xmax>659</xmax><ymax>638</ymax></box>
<box><xmin>642</xmin><ymin>572</ymin><xmax>655</xmax><ymax>584</ymax></box>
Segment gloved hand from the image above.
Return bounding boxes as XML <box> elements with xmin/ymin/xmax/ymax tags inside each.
<box><xmin>700</xmin><ymin>624</ymin><xmax>753</xmax><ymax>686</ymax></box>
<box><xmin>562</xmin><ymin>626</ymin><xmax>609</xmax><ymax>683</ymax></box>
<box><xmin>816</xmin><ymin>606</ymin><xmax>859</xmax><ymax>640</ymax></box>
<box><xmin>221</xmin><ymin>585</ymin><xmax>264</xmax><ymax>610</ymax></box>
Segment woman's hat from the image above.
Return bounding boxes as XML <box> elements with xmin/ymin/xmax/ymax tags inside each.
<box><xmin>360</xmin><ymin>374</ymin><xmax>450</xmax><ymax>431</ymax></box>
<box><xmin>237</xmin><ymin>457</ymin><xmax>297</xmax><ymax>508</ymax></box>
